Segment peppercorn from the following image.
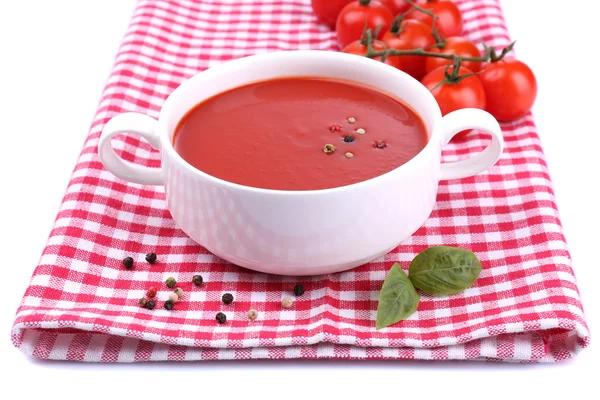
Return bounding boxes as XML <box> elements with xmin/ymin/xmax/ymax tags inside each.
<box><xmin>374</xmin><ymin>141</ymin><xmax>387</xmax><ymax>149</ymax></box>
<box><xmin>174</xmin><ymin>287</ymin><xmax>184</xmax><ymax>299</ymax></box>
<box><xmin>347</xmin><ymin>117</ymin><xmax>356</xmax><ymax>124</ymax></box>
<box><xmin>323</xmin><ymin>144</ymin><xmax>336</xmax><ymax>154</ymax></box>
<box><xmin>345</xmin><ymin>152</ymin><xmax>354</xmax><ymax>159</ymax></box>
<box><xmin>164</xmin><ymin>300</ymin><xmax>174</xmax><ymax>310</ymax></box>
<box><xmin>146</xmin><ymin>287</ymin><xmax>157</xmax><ymax>299</ymax></box>
<box><xmin>145</xmin><ymin>252</ymin><xmax>157</xmax><ymax>264</ymax></box>
<box><xmin>145</xmin><ymin>299</ymin><xmax>156</xmax><ymax>310</ymax></box>
<box><xmin>248</xmin><ymin>309</ymin><xmax>258</xmax><ymax>321</ymax></box>
<box><xmin>343</xmin><ymin>135</ymin><xmax>354</xmax><ymax>143</ymax></box>
<box><xmin>282</xmin><ymin>297</ymin><xmax>293</xmax><ymax>309</ymax></box>
<box><xmin>293</xmin><ymin>284</ymin><xmax>305</xmax><ymax>296</ymax></box>
<box><xmin>356</xmin><ymin>128</ymin><xmax>366</xmax><ymax>135</ymax></box>
<box><xmin>192</xmin><ymin>275</ymin><xmax>203</xmax><ymax>286</ymax></box>
<box><xmin>168</xmin><ymin>292</ymin><xmax>179</xmax><ymax>303</ymax></box>
<box><xmin>329</xmin><ymin>124</ymin><xmax>342</xmax><ymax>132</ymax></box>
<box><xmin>139</xmin><ymin>297</ymin><xmax>148</xmax><ymax>307</ymax></box>
<box><xmin>216</xmin><ymin>312</ymin><xmax>227</xmax><ymax>324</ymax></box>
<box><xmin>222</xmin><ymin>293</ymin><xmax>234</xmax><ymax>305</ymax></box>
<box><xmin>165</xmin><ymin>277</ymin><xmax>176</xmax><ymax>288</ymax></box>
<box><xmin>122</xmin><ymin>257</ymin><xmax>134</xmax><ymax>269</ymax></box>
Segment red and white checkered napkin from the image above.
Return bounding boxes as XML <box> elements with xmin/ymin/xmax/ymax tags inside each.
<box><xmin>11</xmin><ymin>0</ymin><xmax>590</xmax><ymax>362</ymax></box>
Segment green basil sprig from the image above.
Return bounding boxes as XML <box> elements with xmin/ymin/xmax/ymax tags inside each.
<box><xmin>408</xmin><ymin>246</ymin><xmax>482</xmax><ymax>295</ymax></box>
<box><xmin>375</xmin><ymin>247</ymin><xmax>482</xmax><ymax>330</ymax></box>
<box><xmin>376</xmin><ymin>263</ymin><xmax>420</xmax><ymax>330</ymax></box>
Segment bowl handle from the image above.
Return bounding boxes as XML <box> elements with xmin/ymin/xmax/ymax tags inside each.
<box><xmin>439</xmin><ymin>109</ymin><xmax>504</xmax><ymax>181</ymax></box>
<box><xmin>98</xmin><ymin>112</ymin><xmax>164</xmax><ymax>185</ymax></box>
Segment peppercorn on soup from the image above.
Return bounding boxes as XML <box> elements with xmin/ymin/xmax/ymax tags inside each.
<box><xmin>173</xmin><ymin>77</ymin><xmax>428</xmax><ymax>190</ymax></box>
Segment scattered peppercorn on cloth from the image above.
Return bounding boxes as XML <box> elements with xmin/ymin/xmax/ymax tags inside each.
<box><xmin>11</xmin><ymin>0</ymin><xmax>590</xmax><ymax>362</ymax></box>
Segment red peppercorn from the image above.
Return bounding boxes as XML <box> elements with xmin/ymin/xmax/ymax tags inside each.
<box><xmin>146</xmin><ymin>287</ymin><xmax>157</xmax><ymax>299</ymax></box>
<box><xmin>329</xmin><ymin>124</ymin><xmax>342</xmax><ymax>132</ymax></box>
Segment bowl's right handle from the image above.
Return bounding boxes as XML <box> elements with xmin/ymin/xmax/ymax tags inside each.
<box><xmin>439</xmin><ymin>109</ymin><xmax>504</xmax><ymax>181</ymax></box>
<box><xmin>98</xmin><ymin>112</ymin><xmax>164</xmax><ymax>186</ymax></box>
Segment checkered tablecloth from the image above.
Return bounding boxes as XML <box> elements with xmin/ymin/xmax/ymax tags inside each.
<box><xmin>11</xmin><ymin>0</ymin><xmax>590</xmax><ymax>362</ymax></box>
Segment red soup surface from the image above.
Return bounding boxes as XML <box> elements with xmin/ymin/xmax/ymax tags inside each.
<box><xmin>173</xmin><ymin>77</ymin><xmax>428</xmax><ymax>191</ymax></box>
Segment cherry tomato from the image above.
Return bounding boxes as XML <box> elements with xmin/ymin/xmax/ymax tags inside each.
<box><xmin>478</xmin><ymin>59</ymin><xmax>537</xmax><ymax>121</ymax></box>
<box><xmin>342</xmin><ymin>39</ymin><xmax>396</xmax><ymax>66</ymax></box>
<box><xmin>382</xmin><ymin>19</ymin><xmax>435</xmax><ymax>80</ymax></box>
<box><xmin>425</xmin><ymin>37</ymin><xmax>482</xmax><ymax>74</ymax></box>
<box><xmin>311</xmin><ymin>0</ymin><xmax>354</xmax><ymax>28</ymax></box>
<box><xmin>336</xmin><ymin>0</ymin><xmax>395</xmax><ymax>48</ymax></box>
<box><xmin>405</xmin><ymin>0</ymin><xmax>463</xmax><ymax>38</ymax></box>
<box><xmin>378</xmin><ymin>0</ymin><xmax>419</xmax><ymax>14</ymax></box>
<box><xmin>421</xmin><ymin>65</ymin><xmax>486</xmax><ymax>116</ymax></box>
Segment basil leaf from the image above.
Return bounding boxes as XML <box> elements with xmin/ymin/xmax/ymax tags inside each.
<box><xmin>376</xmin><ymin>263</ymin><xmax>420</xmax><ymax>330</ymax></box>
<box><xmin>408</xmin><ymin>246</ymin><xmax>482</xmax><ymax>295</ymax></box>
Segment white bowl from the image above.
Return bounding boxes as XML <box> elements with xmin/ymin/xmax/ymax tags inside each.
<box><xmin>99</xmin><ymin>50</ymin><xmax>503</xmax><ymax>276</ymax></box>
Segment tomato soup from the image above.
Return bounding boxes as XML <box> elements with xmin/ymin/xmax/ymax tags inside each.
<box><xmin>173</xmin><ymin>77</ymin><xmax>428</xmax><ymax>191</ymax></box>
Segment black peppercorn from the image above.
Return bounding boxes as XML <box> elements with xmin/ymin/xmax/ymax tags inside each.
<box><xmin>145</xmin><ymin>299</ymin><xmax>156</xmax><ymax>310</ymax></box>
<box><xmin>293</xmin><ymin>284</ymin><xmax>305</xmax><ymax>296</ymax></box>
<box><xmin>343</xmin><ymin>135</ymin><xmax>354</xmax><ymax>143</ymax></box>
<box><xmin>139</xmin><ymin>297</ymin><xmax>148</xmax><ymax>307</ymax></box>
<box><xmin>122</xmin><ymin>257</ymin><xmax>134</xmax><ymax>269</ymax></box>
<box><xmin>216</xmin><ymin>312</ymin><xmax>227</xmax><ymax>324</ymax></box>
<box><xmin>145</xmin><ymin>252</ymin><xmax>157</xmax><ymax>264</ymax></box>
<box><xmin>222</xmin><ymin>293</ymin><xmax>234</xmax><ymax>305</ymax></box>
<box><xmin>164</xmin><ymin>300</ymin><xmax>174</xmax><ymax>310</ymax></box>
<box><xmin>192</xmin><ymin>275</ymin><xmax>203</xmax><ymax>286</ymax></box>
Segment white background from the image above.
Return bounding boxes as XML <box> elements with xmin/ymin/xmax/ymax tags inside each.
<box><xmin>0</xmin><ymin>1</ymin><xmax>597</xmax><ymax>398</ymax></box>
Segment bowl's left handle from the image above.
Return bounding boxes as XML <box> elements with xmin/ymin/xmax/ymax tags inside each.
<box><xmin>98</xmin><ymin>112</ymin><xmax>164</xmax><ymax>186</ymax></box>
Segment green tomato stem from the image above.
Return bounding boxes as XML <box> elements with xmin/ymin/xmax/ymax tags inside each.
<box><xmin>360</xmin><ymin>6</ymin><xmax>514</xmax><ymax>85</ymax></box>
<box><xmin>403</xmin><ymin>0</ymin><xmax>445</xmax><ymax>46</ymax></box>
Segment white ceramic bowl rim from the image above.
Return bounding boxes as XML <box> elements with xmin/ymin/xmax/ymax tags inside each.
<box><xmin>157</xmin><ymin>50</ymin><xmax>442</xmax><ymax>197</ymax></box>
